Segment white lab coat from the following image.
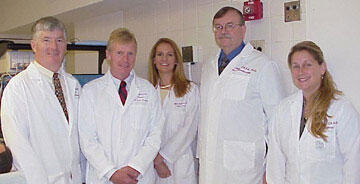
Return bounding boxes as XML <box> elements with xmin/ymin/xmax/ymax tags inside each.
<box><xmin>78</xmin><ymin>71</ymin><xmax>164</xmax><ymax>184</ymax></box>
<box><xmin>266</xmin><ymin>90</ymin><xmax>360</xmax><ymax>184</ymax></box>
<box><xmin>1</xmin><ymin>62</ymin><xmax>82</xmax><ymax>184</ymax></box>
<box><xmin>0</xmin><ymin>171</ymin><xmax>26</xmax><ymax>184</ymax></box>
<box><xmin>156</xmin><ymin>82</ymin><xmax>199</xmax><ymax>184</ymax></box>
<box><xmin>198</xmin><ymin>43</ymin><xmax>285</xmax><ymax>184</ymax></box>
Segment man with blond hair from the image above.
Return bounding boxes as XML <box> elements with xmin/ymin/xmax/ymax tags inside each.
<box><xmin>79</xmin><ymin>28</ymin><xmax>164</xmax><ymax>184</ymax></box>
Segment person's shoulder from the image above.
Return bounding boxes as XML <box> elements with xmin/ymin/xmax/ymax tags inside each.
<box><xmin>63</xmin><ymin>72</ymin><xmax>81</xmax><ymax>86</ymax></box>
<box><xmin>134</xmin><ymin>76</ymin><xmax>155</xmax><ymax>90</ymax></box>
<box><xmin>3</xmin><ymin>70</ymin><xmax>30</xmax><ymax>90</ymax></box>
<box><xmin>278</xmin><ymin>91</ymin><xmax>300</xmax><ymax>108</ymax></box>
<box><xmin>245</xmin><ymin>44</ymin><xmax>275</xmax><ymax>64</ymax></box>
<box><xmin>188</xmin><ymin>81</ymin><xmax>199</xmax><ymax>93</ymax></box>
<box><xmin>82</xmin><ymin>75</ymin><xmax>107</xmax><ymax>92</ymax></box>
<box><xmin>330</xmin><ymin>94</ymin><xmax>356</xmax><ymax>113</ymax></box>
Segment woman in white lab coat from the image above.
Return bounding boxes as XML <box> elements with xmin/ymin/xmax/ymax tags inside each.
<box><xmin>266</xmin><ymin>41</ymin><xmax>360</xmax><ymax>184</ymax></box>
<box><xmin>148</xmin><ymin>38</ymin><xmax>199</xmax><ymax>184</ymax></box>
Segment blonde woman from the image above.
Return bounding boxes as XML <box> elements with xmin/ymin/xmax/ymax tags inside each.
<box><xmin>266</xmin><ymin>41</ymin><xmax>360</xmax><ymax>183</ymax></box>
<box><xmin>148</xmin><ymin>38</ymin><xmax>199</xmax><ymax>184</ymax></box>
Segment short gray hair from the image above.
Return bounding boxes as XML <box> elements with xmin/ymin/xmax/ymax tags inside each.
<box><xmin>31</xmin><ymin>16</ymin><xmax>66</xmax><ymax>40</ymax></box>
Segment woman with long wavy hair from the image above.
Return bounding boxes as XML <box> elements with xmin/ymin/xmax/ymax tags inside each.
<box><xmin>148</xmin><ymin>38</ymin><xmax>199</xmax><ymax>184</ymax></box>
<box><xmin>266</xmin><ymin>41</ymin><xmax>360</xmax><ymax>183</ymax></box>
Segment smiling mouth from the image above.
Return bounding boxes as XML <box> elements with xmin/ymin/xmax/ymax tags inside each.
<box><xmin>298</xmin><ymin>77</ymin><xmax>309</xmax><ymax>83</ymax></box>
<box><xmin>160</xmin><ymin>63</ymin><xmax>169</xmax><ymax>66</ymax></box>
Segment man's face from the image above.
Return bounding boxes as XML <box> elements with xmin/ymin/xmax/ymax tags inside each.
<box><xmin>213</xmin><ymin>10</ymin><xmax>246</xmax><ymax>54</ymax></box>
<box><xmin>31</xmin><ymin>29</ymin><xmax>66</xmax><ymax>72</ymax></box>
<box><xmin>107</xmin><ymin>42</ymin><xmax>137</xmax><ymax>80</ymax></box>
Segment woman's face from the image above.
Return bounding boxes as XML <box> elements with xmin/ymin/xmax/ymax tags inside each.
<box><xmin>154</xmin><ymin>43</ymin><xmax>177</xmax><ymax>74</ymax></box>
<box><xmin>290</xmin><ymin>50</ymin><xmax>326</xmax><ymax>97</ymax></box>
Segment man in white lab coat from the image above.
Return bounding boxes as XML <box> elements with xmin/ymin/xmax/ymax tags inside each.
<box><xmin>78</xmin><ymin>28</ymin><xmax>164</xmax><ymax>184</ymax></box>
<box><xmin>198</xmin><ymin>6</ymin><xmax>285</xmax><ymax>184</ymax></box>
<box><xmin>1</xmin><ymin>17</ymin><xmax>83</xmax><ymax>184</ymax></box>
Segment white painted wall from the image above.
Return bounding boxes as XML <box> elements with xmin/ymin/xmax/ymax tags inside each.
<box><xmin>123</xmin><ymin>0</ymin><xmax>306</xmax><ymax>92</ymax></box>
<box><xmin>307</xmin><ymin>0</ymin><xmax>360</xmax><ymax>111</ymax></box>
<box><xmin>73</xmin><ymin>11</ymin><xmax>124</xmax><ymax>74</ymax></box>
<box><xmin>5</xmin><ymin>0</ymin><xmax>357</xmax><ymax>110</ymax></box>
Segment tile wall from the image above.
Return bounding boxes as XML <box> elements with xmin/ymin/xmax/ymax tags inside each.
<box><xmin>124</xmin><ymin>0</ymin><xmax>307</xmax><ymax>93</ymax></box>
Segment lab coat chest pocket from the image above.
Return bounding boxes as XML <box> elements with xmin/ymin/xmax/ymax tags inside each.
<box><xmin>170</xmin><ymin>100</ymin><xmax>187</xmax><ymax>129</ymax></box>
<box><xmin>130</xmin><ymin>101</ymin><xmax>149</xmax><ymax>135</ymax></box>
<box><xmin>224</xmin><ymin>73</ymin><xmax>250</xmax><ymax>101</ymax></box>
<box><xmin>307</xmin><ymin>128</ymin><xmax>336</xmax><ymax>162</ymax></box>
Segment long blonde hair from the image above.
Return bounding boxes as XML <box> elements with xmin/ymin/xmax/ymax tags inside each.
<box><xmin>148</xmin><ymin>38</ymin><xmax>190</xmax><ymax>97</ymax></box>
<box><xmin>288</xmin><ymin>41</ymin><xmax>342</xmax><ymax>141</ymax></box>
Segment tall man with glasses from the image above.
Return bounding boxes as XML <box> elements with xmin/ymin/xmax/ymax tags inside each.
<box><xmin>198</xmin><ymin>6</ymin><xmax>285</xmax><ymax>184</ymax></box>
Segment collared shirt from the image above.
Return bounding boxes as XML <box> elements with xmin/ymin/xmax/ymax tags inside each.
<box><xmin>33</xmin><ymin>61</ymin><xmax>68</xmax><ymax>105</ymax></box>
<box><xmin>218</xmin><ymin>41</ymin><xmax>246</xmax><ymax>68</ymax></box>
<box><xmin>111</xmin><ymin>71</ymin><xmax>134</xmax><ymax>92</ymax></box>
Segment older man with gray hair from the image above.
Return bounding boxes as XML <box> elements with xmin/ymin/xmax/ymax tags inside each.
<box><xmin>1</xmin><ymin>16</ymin><xmax>82</xmax><ymax>184</ymax></box>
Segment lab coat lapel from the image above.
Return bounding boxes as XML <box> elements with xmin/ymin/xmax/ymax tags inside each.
<box><xmin>103</xmin><ymin>71</ymin><xmax>123</xmax><ymax>109</ymax></box>
<box><xmin>218</xmin><ymin>43</ymin><xmax>253</xmax><ymax>78</ymax></box>
<box><xmin>62</xmin><ymin>74</ymin><xmax>79</xmax><ymax>134</ymax></box>
<box><xmin>27</xmin><ymin>63</ymin><xmax>70</xmax><ymax>131</ymax></box>
<box><xmin>124</xmin><ymin>73</ymin><xmax>139</xmax><ymax>110</ymax></box>
<box><xmin>290</xmin><ymin>91</ymin><xmax>304</xmax><ymax>140</ymax></box>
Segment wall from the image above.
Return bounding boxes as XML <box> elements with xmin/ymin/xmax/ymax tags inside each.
<box><xmin>72</xmin><ymin>10</ymin><xmax>124</xmax><ymax>74</ymax></box>
<box><xmin>123</xmin><ymin>0</ymin><xmax>306</xmax><ymax>93</ymax></box>
<box><xmin>307</xmin><ymin>0</ymin><xmax>360</xmax><ymax>111</ymax></box>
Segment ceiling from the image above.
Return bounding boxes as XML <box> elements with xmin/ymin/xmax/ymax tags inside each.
<box><xmin>2</xmin><ymin>0</ymin><xmax>148</xmax><ymax>36</ymax></box>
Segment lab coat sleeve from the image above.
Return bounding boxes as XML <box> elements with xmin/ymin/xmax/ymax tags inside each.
<box><xmin>128</xmin><ymin>90</ymin><xmax>164</xmax><ymax>175</ymax></box>
<box><xmin>1</xmin><ymin>84</ymin><xmax>49</xmax><ymax>184</ymax></box>
<box><xmin>266</xmin><ymin>107</ymin><xmax>286</xmax><ymax>184</ymax></box>
<box><xmin>160</xmin><ymin>85</ymin><xmax>200</xmax><ymax>163</ymax></box>
<box><xmin>78</xmin><ymin>88</ymin><xmax>117</xmax><ymax>180</ymax></box>
<box><xmin>336</xmin><ymin>100</ymin><xmax>360</xmax><ymax>184</ymax></box>
<box><xmin>259</xmin><ymin>61</ymin><xmax>286</xmax><ymax>122</ymax></box>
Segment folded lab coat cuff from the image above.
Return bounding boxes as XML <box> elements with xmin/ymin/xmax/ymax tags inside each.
<box><xmin>104</xmin><ymin>168</ymin><xmax>117</xmax><ymax>181</ymax></box>
<box><xmin>159</xmin><ymin>151</ymin><xmax>174</xmax><ymax>164</ymax></box>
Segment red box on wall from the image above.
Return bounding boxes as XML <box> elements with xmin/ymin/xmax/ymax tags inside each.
<box><xmin>243</xmin><ymin>0</ymin><xmax>263</xmax><ymax>21</ymax></box>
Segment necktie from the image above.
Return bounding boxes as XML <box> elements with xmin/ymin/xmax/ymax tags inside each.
<box><xmin>218</xmin><ymin>56</ymin><xmax>229</xmax><ymax>75</ymax></box>
<box><xmin>119</xmin><ymin>81</ymin><xmax>127</xmax><ymax>105</ymax></box>
<box><xmin>53</xmin><ymin>73</ymin><xmax>69</xmax><ymax>122</ymax></box>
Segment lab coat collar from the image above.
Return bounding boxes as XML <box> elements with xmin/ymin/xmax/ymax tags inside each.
<box><xmin>103</xmin><ymin>70</ymin><xmax>140</xmax><ymax>109</ymax></box>
<box><xmin>290</xmin><ymin>90</ymin><xmax>304</xmax><ymax>140</ymax></box>
<box><xmin>214</xmin><ymin>42</ymin><xmax>256</xmax><ymax>78</ymax></box>
<box><xmin>25</xmin><ymin>62</ymin><xmax>78</xmax><ymax>133</ymax></box>
<box><xmin>27</xmin><ymin>62</ymin><xmax>68</xmax><ymax>80</ymax></box>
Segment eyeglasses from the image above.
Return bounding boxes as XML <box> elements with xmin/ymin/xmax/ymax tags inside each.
<box><xmin>213</xmin><ymin>23</ymin><xmax>243</xmax><ymax>32</ymax></box>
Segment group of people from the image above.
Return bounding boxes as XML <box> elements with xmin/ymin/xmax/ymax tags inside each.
<box><xmin>0</xmin><ymin>5</ymin><xmax>359</xmax><ymax>184</ymax></box>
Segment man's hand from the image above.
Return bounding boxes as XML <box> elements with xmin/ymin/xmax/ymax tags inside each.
<box><xmin>154</xmin><ymin>153</ymin><xmax>171</xmax><ymax>178</ymax></box>
<box><xmin>154</xmin><ymin>162</ymin><xmax>171</xmax><ymax>178</ymax></box>
<box><xmin>110</xmin><ymin>166</ymin><xmax>140</xmax><ymax>184</ymax></box>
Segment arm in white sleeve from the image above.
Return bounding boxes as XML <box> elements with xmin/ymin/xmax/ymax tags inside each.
<box><xmin>1</xmin><ymin>85</ymin><xmax>49</xmax><ymax>184</ymax></box>
<box><xmin>336</xmin><ymin>101</ymin><xmax>360</xmax><ymax>184</ymax></box>
<box><xmin>259</xmin><ymin>61</ymin><xmax>286</xmax><ymax>120</ymax></box>
<box><xmin>266</xmin><ymin>108</ymin><xmax>286</xmax><ymax>184</ymax></box>
<box><xmin>78</xmin><ymin>89</ymin><xmax>117</xmax><ymax>180</ymax></box>
<box><xmin>160</xmin><ymin>85</ymin><xmax>200</xmax><ymax>163</ymax></box>
<box><xmin>128</xmin><ymin>91</ymin><xmax>164</xmax><ymax>175</ymax></box>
